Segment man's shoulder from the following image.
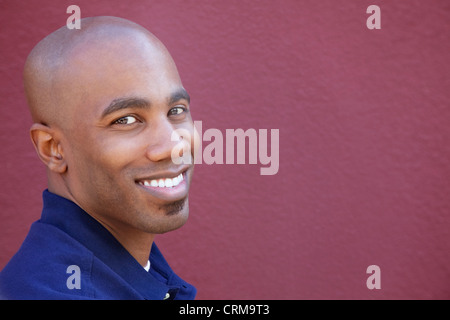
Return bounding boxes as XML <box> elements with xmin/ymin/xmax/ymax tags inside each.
<box><xmin>0</xmin><ymin>221</ymin><xmax>145</xmax><ymax>300</ymax></box>
<box><xmin>0</xmin><ymin>221</ymin><xmax>96</xmax><ymax>299</ymax></box>
<box><xmin>0</xmin><ymin>211</ymin><xmax>197</xmax><ymax>300</ymax></box>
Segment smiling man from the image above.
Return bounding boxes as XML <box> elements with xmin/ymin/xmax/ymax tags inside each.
<box><xmin>0</xmin><ymin>16</ymin><xmax>198</xmax><ymax>299</ymax></box>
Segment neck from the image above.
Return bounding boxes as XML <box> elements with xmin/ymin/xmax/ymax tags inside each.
<box><xmin>94</xmin><ymin>218</ymin><xmax>155</xmax><ymax>268</ymax></box>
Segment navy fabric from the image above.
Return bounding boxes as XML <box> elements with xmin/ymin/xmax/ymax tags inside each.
<box><xmin>0</xmin><ymin>190</ymin><xmax>196</xmax><ymax>300</ymax></box>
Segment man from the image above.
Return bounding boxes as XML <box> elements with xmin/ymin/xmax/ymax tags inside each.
<box><xmin>0</xmin><ymin>16</ymin><xmax>198</xmax><ymax>299</ymax></box>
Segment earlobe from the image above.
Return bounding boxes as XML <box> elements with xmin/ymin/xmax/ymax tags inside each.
<box><xmin>30</xmin><ymin>123</ymin><xmax>67</xmax><ymax>173</ymax></box>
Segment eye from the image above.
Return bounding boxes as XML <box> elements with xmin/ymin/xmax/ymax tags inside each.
<box><xmin>113</xmin><ymin>115</ymin><xmax>138</xmax><ymax>125</ymax></box>
<box><xmin>168</xmin><ymin>106</ymin><xmax>187</xmax><ymax>116</ymax></box>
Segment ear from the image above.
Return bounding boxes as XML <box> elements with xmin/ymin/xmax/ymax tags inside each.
<box><xmin>30</xmin><ymin>123</ymin><xmax>67</xmax><ymax>173</ymax></box>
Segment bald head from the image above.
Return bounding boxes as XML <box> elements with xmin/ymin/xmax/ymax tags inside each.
<box><xmin>23</xmin><ymin>16</ymin><xmax>198</xmax><ymax>265</ymax></box>
<box><xmin>24</xmin><ymin>16</ymin><xmax>175</xmax><ymax>127</ymax></box>
<box><xmin>26</xmin><ymin>16</ymin><xmax>196</xmax><ymax>239</ymax></box>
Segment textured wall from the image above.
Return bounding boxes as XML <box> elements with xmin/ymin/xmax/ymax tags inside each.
<box><xmin>0</xmin><ymin>0</ymin><xmax>449</xmax><ymax>299</ymax></box>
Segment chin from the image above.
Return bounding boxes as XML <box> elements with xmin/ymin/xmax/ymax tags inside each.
<box><xmin>139</xmin><ymin>198</ymin><xmax>190</xmax><ymax>234</ymax></box>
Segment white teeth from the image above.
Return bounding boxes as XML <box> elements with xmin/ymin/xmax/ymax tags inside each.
<box><xmin>140</xmin><ymin>173</ymin><xmax>184</xmax><ymax>188</ymax></box>
<box><xmin>165</xmin><ymin>178</ymin><xmax>173</xmax><ymax>188</ymax></box>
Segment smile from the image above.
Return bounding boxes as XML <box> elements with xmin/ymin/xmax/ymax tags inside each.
<box><xmin>137</xmin><ymin>173</ymin><xmax>184</xmax><ymax>188</ymax></box>
<box><xmin>136</xmin><ymin>170</ymin><xmax>189</xmax><ymax>202</ymax></box>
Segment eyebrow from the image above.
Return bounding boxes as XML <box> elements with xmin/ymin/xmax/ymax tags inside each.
<box><xmin>101</xmin><ymin>88</ymin><xmax>190</xmax><ymax>119</ymax></box>
<box><xmin>101</xmin><ymin>97</ymin><xmax>151</xmax><ymax>119</ymax></box>
<box><xmin>168</xmin><ymin>88</ymin><xmax>190</xmax><ymax>106</ymax></box>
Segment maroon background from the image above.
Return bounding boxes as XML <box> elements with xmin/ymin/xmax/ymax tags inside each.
<box><xmin>1</xmin><ymin>0</ymin><xmax>449</xmax><ymax>299</ymax></box>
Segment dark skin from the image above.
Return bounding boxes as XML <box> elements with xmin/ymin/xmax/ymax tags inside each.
<box><xmin>25</xmin><ymin>17</ymin><xmax>200</xmax><ymax>267</ymax></box>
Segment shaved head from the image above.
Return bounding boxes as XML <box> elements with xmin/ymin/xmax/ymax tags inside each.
<box><xmin>23</xmin><ymin>16</ymin><xmax>197</xmax><ymax>267</ymax></box>
<box><xmin>25</xmin><ymin>16</ymin><xmax>197</xmax><ymax>253</ymax></box>
<box><xmin>24</xmin><ymin>16</ymin><xmax>174</xmax><ymax>127</ymax></box>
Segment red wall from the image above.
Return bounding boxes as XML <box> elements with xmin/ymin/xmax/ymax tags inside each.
<box><xmin>1</xmin><ymin>0</ymin><xmax>449</xmax><ymax>299</ymax></box>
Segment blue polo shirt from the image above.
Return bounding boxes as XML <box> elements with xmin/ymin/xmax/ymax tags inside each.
<box><xmin>0</xmin><ymin>190</ymin><xmax>196</xmax><ymax>300</ymax></box>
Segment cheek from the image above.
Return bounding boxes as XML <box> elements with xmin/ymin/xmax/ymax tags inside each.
<box><xmin>70</xmin><ymin>132</ymin><xmax>145</xmax><ymax>183</ymax></box>
<box><xmin>98</xmin><ymin>137</ymin><xmax>143</xmax><ymax>165</ymax></box>
<box><xmin>67</xmin><ymin>135</ymin><xmax>147</xmax><ymax>211</ymax></box>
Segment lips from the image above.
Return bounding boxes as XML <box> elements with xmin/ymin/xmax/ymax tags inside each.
<box><xmin>138</xmin><ymin>173</ymin><xmax>184</xmax><ymax>188</ymax></box>
<box><xmin>135</xmin><ymin>170</ymin><xmax>190</xmax><ymax>202</ymax></box>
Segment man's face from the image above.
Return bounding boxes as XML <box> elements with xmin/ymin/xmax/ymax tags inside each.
<box><xmin>56</xmin><ymin>35</ymin><xmax>196</xmax><ymax>234</ymax></box>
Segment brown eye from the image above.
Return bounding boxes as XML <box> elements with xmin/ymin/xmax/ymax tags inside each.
<box><xmin>114</xmin><ymin>116</ymin><xmax>138</xmax><ymax>125</ymax></box>
<box><xmin>168</xmin><ymin>107</ymin><xmax>186</xmax><ymax>116</ymax></box>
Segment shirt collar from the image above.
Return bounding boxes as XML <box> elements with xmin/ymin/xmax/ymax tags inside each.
<box><xmin>39</xmin><ymin>189</ymin><xmax>194</xmax><ymax>300</ymax></box>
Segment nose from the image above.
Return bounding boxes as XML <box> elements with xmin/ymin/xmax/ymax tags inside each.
<box><xmin>145</xmin><ymin>118</ymin><xmax>191</xmax><ymax>163</ymax></box>
<box><xmin>145</xmin><ymin>117</ymin><xmax>176</xmax><ymax>162</ymax></box>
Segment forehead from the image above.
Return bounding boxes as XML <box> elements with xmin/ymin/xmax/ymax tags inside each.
<box><xmin>54</xmin><ymin>32</ymin><xmax>183</xmax><ymax>119</ymax></box>
<box><xmin>69</xmin><ymin>31</ymin><xmax>178</xmax><ymax>82</ymax></box>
